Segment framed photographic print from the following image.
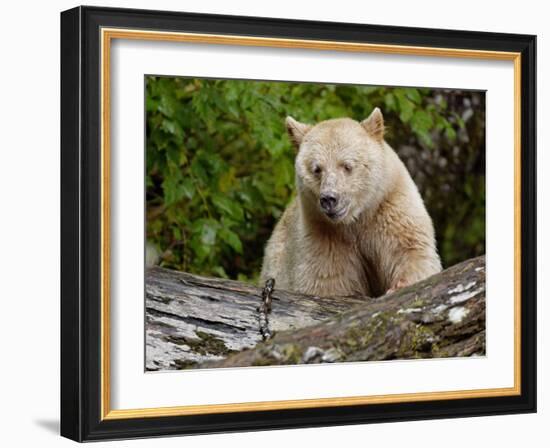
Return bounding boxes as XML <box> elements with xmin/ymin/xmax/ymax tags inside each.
<box><xmin>60</xmin><ymin>6</ymin><xmax>536</xmax><ymax>442</ymax></box>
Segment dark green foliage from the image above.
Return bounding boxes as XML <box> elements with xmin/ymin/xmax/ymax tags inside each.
<box><xmin>146</xmin><ymin>76</ymin><xmax>485</xmax><ymax>281</ymax></box>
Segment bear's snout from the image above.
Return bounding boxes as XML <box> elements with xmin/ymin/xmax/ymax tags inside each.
<box><xmin>320</xmin><ymin>192</ymin><xmax>339</xmax><ymax>213</ymax></box>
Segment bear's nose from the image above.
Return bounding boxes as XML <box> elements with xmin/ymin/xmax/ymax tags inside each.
<box><xmin>320</xmin><ymin>192</ymin><xmax>339</xmax><ymax>212</ymax></box>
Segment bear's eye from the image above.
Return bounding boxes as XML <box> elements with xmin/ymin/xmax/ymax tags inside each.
<box><xmin>342</xmin><ymin>163</ymin><xmax>353</xmax><ymax>174</ymax></box>
<box><xmin>312</xmin><ymin>164</ymin><xmax>323</xmax><ymax>175</ymax></box>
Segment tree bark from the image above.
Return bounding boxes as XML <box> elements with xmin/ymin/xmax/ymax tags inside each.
<box><xmin>146</xmin><ymin>256</ymin><xmax>485</xmax><ymax>371</ymax></box>
<box><xmin>146</xmin><ymin>267</ymin><xmax>366</xmax><ymax>370</ymax></box>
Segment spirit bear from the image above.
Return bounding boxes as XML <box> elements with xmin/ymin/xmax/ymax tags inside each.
<box><xmin>260</xmin><ymin>108</ymin><xmax>442</xmax><ymax>297</ymax></box>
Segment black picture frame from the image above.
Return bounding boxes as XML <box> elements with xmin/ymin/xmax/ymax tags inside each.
<box><xmin>61</xmin><ymin>5</ymin><xmax>536</xmax><ymax>442</ymax></box>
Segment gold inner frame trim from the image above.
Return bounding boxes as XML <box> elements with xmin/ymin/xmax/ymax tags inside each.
<box><xmin>100</xmin><ymin>27</ymin><xmax>522</xmax><ymax>421</ymax></box>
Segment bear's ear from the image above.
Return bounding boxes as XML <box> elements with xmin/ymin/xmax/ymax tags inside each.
<box><xmin>361</xmin><ymin>107</ymin><xmax>385</xmax><ymax>140</ymax></box>
<box><xmin>286</xmin><ymin>116</ymin><xmax>312</xmax><ymax>149</ymax></box>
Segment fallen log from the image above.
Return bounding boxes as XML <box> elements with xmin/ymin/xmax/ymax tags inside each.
<box><xmin>146</xmin><ymin>256</ymin><xmax>485</xmax><ymax>371</ymax></box>
<box><xmin>146</xmin><ymin>267</ymin><xmax>367</xmax><ymax>370</ymax></box>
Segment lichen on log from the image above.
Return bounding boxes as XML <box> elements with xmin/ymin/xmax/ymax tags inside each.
<box><xmin>146</xmin><ymin>256</ymin><xmax>485</xmax><ymax>371</ymax></box>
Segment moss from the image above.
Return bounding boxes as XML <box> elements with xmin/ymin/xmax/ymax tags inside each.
<box><xmin>165</xmin><ymin>335</ymin><xmax>188</xmax><ymax>346</ymax></box>
<box><xmin>251</xmin><ymin>343</ymin><xmax>303</xmax><ymax>366</ymax></box>
<box><xmin>166</xmin><ymin>331</ymin><xmax>235</xmax><ymax>356</ymax></box>
<box><xmin>336</xmin><ymin>310</ymin><xmax>444</xmax><ymax>361</ymax></box>
<box><xmin>252</xmin><ymin>357</ymin><xmax>276</xmax><ymax>367</ymax></box>
<box><xmin>173</xmin><ymin>359</ymin><xmax>198</xmax><ymax>369</ymax></box>
<box><xmin>336</xmin><ymin>312</ymin><xmax>393</xmax><ymax>360</ymax></box>
<box><xmin>398</xmin><ymin>324</ymin><xmax>440</xmax><ymax>358</ymax></box>
<box><xmin>277</xmin><ymin>343</ymin><xmax>304</xmax><ymax>364</ymax></box>
<box><xmin>409</xmin><ymin>296</ymin><xmax>426</xmax><ymax>308</ymax></box>
<box><xmin>195</xmin><ymin>331</ymin><xmax>235</xmax><ymax>356</ymax></box>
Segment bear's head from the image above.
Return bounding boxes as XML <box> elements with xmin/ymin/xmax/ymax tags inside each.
<box><xmin>286</xmin><ymin>108</ymin><xmax>388</xmax><ymax>225</ymax></box>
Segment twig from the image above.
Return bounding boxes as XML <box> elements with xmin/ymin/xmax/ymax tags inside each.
<box><xmin>258</xmin><ymin>278</ymin><xmax>275</xmax><ymax>340</ymax></box>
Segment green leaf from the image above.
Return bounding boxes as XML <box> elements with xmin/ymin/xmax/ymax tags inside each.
<box><xmin>404</xmin><ymin>88</ymin><xmax>422</xmax><ymax>104</ymax></box>
<box><xmin>211</xmin><ymin>194</ymin><xmax>244</xmax><ymax>221</ymax></box>
<box><xmin>180</xmin><ymin>178</ymin><xmax>195</xmax><ymax>200</ymax></box>
<box><xmin>212</xmin><ymin>266</ymin><xmax>229</xmax><ymax>278</ymax></box>
<box><xmin>146</xmin><ymin>97</ymin><xmax>159</xmax><ymax>112</ymax></box>
<box><xmin>411</xmin><ymin>110</ymin><xmax>434</xmax><ymax>135</ymax></box>
<box><xmin>161</xmin><ymin>119</ymin><xmax>184</xmax><ymax>139</ymax></box>
<box><xmin>445</xmin><ymin>126</ymin><xmax>457</xmax><ymax>141</ymax></box>
<box><xmin>161</xmin><ymin>175</ymin><xmax>195</xmax><ymax>205</ymax></box>
<box><xmin>200</xmin><ymin>220</ymin><xmax>218</xmax><ymax>245</ymax></box>
<box><xmin>395</xmin><ymin>91</ymin><xmax>414</xmax><ymax>122</ymax></box>
<box><xmin>161</xmin><ymin>175</ymin><xmax>181</xmax><ymax>205</ymax></box>
<box><xmin>158</xmin><ymin>95</ymin><xmax>178</xmax><ymax>118</ymax></box>
<box><xmin>384</xmin><ymin>93</ymin><xmax>396</xmax><ymax>110</ymax></box>
<box><xmin>219</xmin><ymin>228</ymin><xmax>243</xmax><ymax>254</ymax></box>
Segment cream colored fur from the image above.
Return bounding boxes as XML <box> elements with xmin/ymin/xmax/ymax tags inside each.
<box><xmin>260</xmin><ymin>108</ymin><xmax>442</xmax><ymax>297</ymax></box>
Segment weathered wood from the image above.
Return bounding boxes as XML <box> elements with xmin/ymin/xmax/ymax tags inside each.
<box><xmin>146</xmin><ymin>267</ymin><xmax>366</xmax><ymax>370</ymax></box>
<box><xmin>146</xmin><ymin>256</ymin><xmax>485</xmax><ymax>371</ymax></box>
<box><xmin>211</xmin><ymin>256</ymin><xmax>486</xmax><ymax>368</ymax></box>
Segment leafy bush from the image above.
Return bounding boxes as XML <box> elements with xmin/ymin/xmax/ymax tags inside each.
<box><xmin>146</xmin><ymin>76</ymin><xmax>485</xmax><ymax>281</ymax></box>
